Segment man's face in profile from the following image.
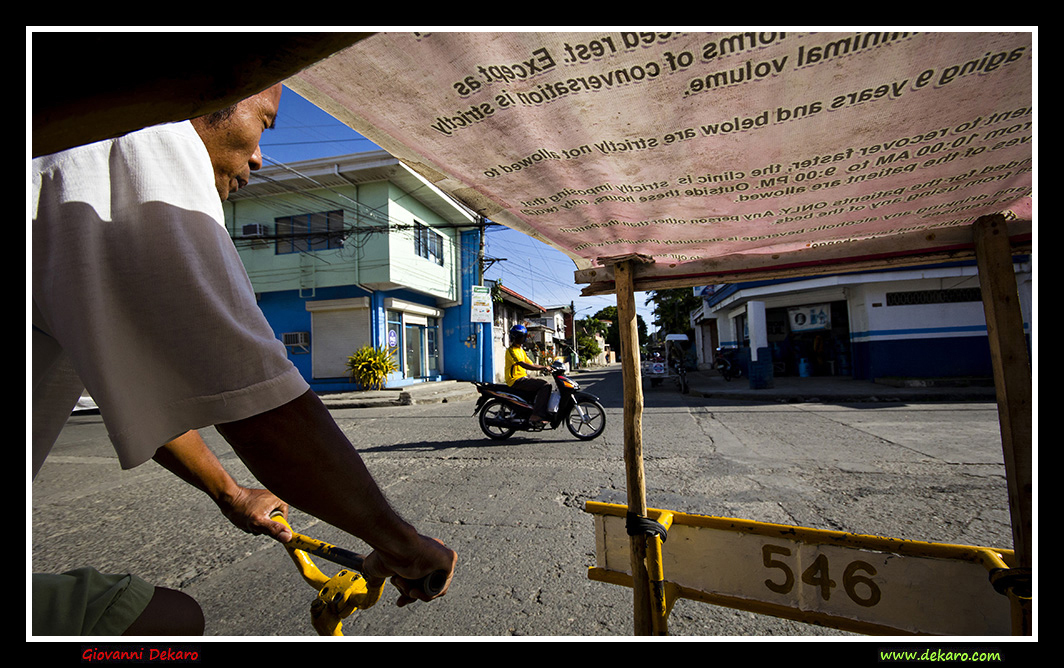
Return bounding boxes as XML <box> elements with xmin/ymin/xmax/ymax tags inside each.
<box><xmin>191</xmin><ymin>85</ymin><xmax>282</xmax><ymax>202</ymax></box>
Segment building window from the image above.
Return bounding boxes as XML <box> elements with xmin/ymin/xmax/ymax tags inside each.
<box><xmin>414</xmin><ymin>222</ymin><xmax>444</xmax><ymax>266</ymax></box>
<box><xmin>276</xmin><ymin>210</ymin><xmax>344</xmax><ymax>254</ymax></box>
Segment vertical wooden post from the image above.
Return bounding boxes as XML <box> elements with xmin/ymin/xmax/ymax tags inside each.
<box><xmin>614</xmin><ymin>259</ymin><xmax>653</xmax><ymax>635</ymax></box>
<box><xmin>973</xmin><ymin>214</ymin><xmax>1032</xmax><ymax>633</ymax></box>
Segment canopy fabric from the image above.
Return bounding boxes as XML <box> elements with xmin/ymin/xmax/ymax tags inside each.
<box><xmin>287</xmin><ymin>31</ymin><xmax>1033</xmax><ymax>294</ymax></box>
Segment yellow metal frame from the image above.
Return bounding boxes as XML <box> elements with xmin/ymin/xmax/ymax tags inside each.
<box><xmin>272</xmin><ymin>515</ymin><xmax>385</xmax><ymax>636</ymax></box>
<box><xmin>585</xmin><ymin>501</ymin><xmax>1025</xmax><ymax>636</ymax></box>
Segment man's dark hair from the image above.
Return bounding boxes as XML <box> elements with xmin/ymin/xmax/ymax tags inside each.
<box><xmin>201</xmin><ymin>104</ymin><xmax>237</xmax><ymax>126</ymax></box>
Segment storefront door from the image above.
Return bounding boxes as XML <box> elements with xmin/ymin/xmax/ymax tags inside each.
<box><xmin>405</xmin><ymin>323</ymin><xmax>424</xmax><ymax>378</ymax></box>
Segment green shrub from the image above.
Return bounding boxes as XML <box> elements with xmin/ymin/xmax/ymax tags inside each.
<box><xmin>346</xmin><ymin>345</ymin><xmax>399</xmax><ymax>390</ymax></box>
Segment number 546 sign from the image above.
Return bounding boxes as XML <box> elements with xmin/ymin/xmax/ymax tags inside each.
<box><xmin>762</xmin><ymin>544</ymin><xmax>881</xmax><ymax>608</ymax></box>
<box><xmin>586</xmin><ymin>502</ymin><xmax>1015</xmax><ymax>636</ymax></box>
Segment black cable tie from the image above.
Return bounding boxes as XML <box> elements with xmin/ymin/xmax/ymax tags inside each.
<box><xmin>989</xmin><ymin>567</ymin><xmax>1032</xmax><ymax>598</ymax></box>
<box><xmin>626</xmin><ymin>512</ymin><xmax>668</xmax><ymax>542</ymax></box>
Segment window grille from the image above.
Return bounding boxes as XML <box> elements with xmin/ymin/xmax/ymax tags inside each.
<box><xmin>885</xmin><ymin>288</ymin><xmax>982</xmax><ymax>306</ymax></box>
<box><xmin>276</xmin><ymin>210</ymin><xmax>344</xmax><ymax>254</ymax></box>
<box><xmin>414</xmin><ymin>222</ymin><xmax>445</xmax><ymax>266</ymax></box>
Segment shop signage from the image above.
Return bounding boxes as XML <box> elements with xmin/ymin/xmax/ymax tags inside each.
<box><xmin>788</xmin><ymin>303</ymin><xmax>831</xmax><ymax>331</ymax></box>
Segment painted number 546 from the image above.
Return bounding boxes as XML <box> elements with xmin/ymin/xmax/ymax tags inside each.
<box><xmin>762</xmin><ymin>544</ymin><xmax>881</xmax><ymax>607</ymax></box>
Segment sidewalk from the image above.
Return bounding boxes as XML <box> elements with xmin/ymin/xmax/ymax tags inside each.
<box><xmin>684</xmin><ymin>369</ymin><xmax>998</xmax><ymax>403</ymax></box>
<box><xmin>319</xmin><ymin>379</ymin><xmax>481</xmax><ymax>409</ymax></box>
<box><xmin>317</xmin><ymin>368</ymin><xmax>999</xmax><ymax>409</ymax></box>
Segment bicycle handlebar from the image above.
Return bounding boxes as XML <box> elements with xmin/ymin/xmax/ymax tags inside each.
<box><xmin>272</xmin><ymin>512</ymin><xmax>448</xmax><ymax>598</ymax></box>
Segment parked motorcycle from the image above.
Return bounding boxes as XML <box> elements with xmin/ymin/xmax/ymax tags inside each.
<box><xmin>472</xmin><ymin>361</ymin><xmax>606</xmax><ymax>441</ymax></box>
<box><xmin>715</xmin><ymin>346</ymin><xmax>742</xmax><ymax>381</ymax></box>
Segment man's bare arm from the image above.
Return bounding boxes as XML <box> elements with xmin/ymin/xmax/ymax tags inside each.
<box><xmin>214</xmin><ymin>390</ymin><xmax>455</xmax><ymax>605</ymax></box>
<box><xmin>153</xmin><ymin>430</ymin><xmax>292</xmax><ymax>541</ymax></box>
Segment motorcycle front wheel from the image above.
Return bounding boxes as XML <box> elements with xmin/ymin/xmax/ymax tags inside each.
<box><xmin>566</xmin><ymin>399</ymin><xmax>606</xmax><ymax>440</ymax></box>
<box><xmin>479</xmin><ymin>398</ymin><xmax>518</xmax><ymax>440</ymax></box>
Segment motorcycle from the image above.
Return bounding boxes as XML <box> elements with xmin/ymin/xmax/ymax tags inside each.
<box><xmin>472</xmin><ymin>361</ymin><xmax>606</xmax><ymax>441</ymax></box>
<box><xmin>715</xmin><ymin>346</ymin><xmax>742</xmax><ymax>381</ymax></box>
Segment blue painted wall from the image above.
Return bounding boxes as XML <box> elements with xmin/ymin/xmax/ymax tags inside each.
<box><xmin>256</xmin><ymin>230</ymin><xmax>492</xmax><ymax>393</ymax></box>
<box><xmin>442</xmin><ymin>229</ymin><xmax>493</xmax><ymax>384</ymax></box>
<box><xmin>849</xmin><ymin>333</ymin><xmax>992</xmax><ymax>380</ymax></box>
<box><xmin>257</xmin><ymin>284</ymin><xmax>375</xmax><ymax>393</ymax></box>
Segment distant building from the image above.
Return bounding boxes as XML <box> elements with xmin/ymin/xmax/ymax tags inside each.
<box><xmin>528</xmin><ymin>306</ymin><xmax>570</xmax><ymax>359</ymax></box>
<box><xmin>225</xmin><ymin>151</ymin><xmax>490</xmax><ymax>392</ymax></box>
<box><xmin>690</xmin><ymin>260</ymin><xmax>1032</xmax><ymax>380</ymax></box>
<box><xmin>486</xmin><ymin>281</ymin><xmax>545</xmax><ymax>384</ymax></box>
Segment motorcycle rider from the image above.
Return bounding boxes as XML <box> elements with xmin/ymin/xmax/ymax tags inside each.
<box><xmin>505</xmin><ymin>324</ymin><xmax>552</xmax><ymax>428</ymax></box>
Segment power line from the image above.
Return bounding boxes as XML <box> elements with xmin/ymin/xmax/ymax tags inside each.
<box><xmin>229</xmin><ymin>154</ymin><xmax>503</xmax><ymax>294</ymax></box>
<box><xmin>233</xmin><ymin>152</ymin><xmax>606</xmax><ymax>311</ymax></box>
<box><xmin>261</xmin><ymin>138</ymin><xmax>377</xmax><ymax>147</ymax></box>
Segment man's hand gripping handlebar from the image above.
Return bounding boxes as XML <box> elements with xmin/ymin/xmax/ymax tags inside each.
<box><xmin>270</xmin><ymin>511</ymin><xmax>450</xmax><ymax>599</ymax></box>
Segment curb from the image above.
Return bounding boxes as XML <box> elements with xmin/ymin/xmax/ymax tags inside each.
<box><xmin>317</xmin><ymin>372</ymin><xmax>998</xmax><ymax>409</ymax></box>
<box><xmin>319</xmin><ymin>380</ymin><xmax>481</xmax><ymax>409</ymax></box>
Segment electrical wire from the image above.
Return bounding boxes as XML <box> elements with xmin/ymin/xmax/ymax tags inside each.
<box><xmin>231</xmin><ymin>151</ymin><xmax>600</xmax><ymax>309</ymax></box>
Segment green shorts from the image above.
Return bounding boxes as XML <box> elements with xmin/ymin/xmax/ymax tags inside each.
<box><xmin>32</xmin><ymin>567</ymin><xmax>155</xmax><ymax>636</ymax></box>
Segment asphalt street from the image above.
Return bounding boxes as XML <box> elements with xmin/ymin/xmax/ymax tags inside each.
<box><xmin>30</xmin><ymin>365</ymin><xmax>1016</xmax><ymax>641</ymax></box>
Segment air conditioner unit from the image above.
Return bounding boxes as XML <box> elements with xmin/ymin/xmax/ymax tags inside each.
<box><xmin>282</xmin><ymin>331</ymin><xmax>310</xmax><ymax>347</ymax></box>
<box><xmin>242</xmin><ymin>223</ymin><xmax>268</xmax><ymax>238</ymax></box>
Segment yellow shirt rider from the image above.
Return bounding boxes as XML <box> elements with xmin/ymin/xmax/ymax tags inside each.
<box><xmin>505</xmin><ymin>324</ymin><xmax>551</xmax><ymax>426</ymax></box>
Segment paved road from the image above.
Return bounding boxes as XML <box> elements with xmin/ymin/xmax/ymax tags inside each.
<box><xmin>31</xmin><ymin>366</ymin><xmax>1013</xmax><ymax>638</ymax></box>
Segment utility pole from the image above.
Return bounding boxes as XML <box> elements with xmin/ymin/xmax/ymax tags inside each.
<box><xmin>570</xmin><ymin>300</ymin><xmax>578</xmax><ymax>368</ymax></box>
<box><xmin>477</xmin><ymin>216</ymin><xmax>485</xmax><ymax>284</ymax></box>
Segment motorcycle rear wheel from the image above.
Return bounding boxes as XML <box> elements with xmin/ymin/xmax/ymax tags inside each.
<box><xmin>479</xmin><ymin>398</ymin><xmax>517</xmax><ymax>440</ymax></box>
<box><xmin>566</xmin><ymin>399</ymin><xmax>606</xmax><ymax>440</ymax></box>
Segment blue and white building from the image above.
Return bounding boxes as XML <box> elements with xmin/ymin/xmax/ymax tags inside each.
<box><xmin>224</xmin><ymin>151</ymin><xmax>492</xmax><ymax>392</ymax></box>
<box><xmin>689</xmin><ymin>259</ymin><xmax>1032</xmax><ymax>380</ymax></box>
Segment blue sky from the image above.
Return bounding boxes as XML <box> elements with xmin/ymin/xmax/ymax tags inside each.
<box><xmin>263</xmin><ymin>85</ymin><xmax>656</xmax><ymax>328</ymax></box>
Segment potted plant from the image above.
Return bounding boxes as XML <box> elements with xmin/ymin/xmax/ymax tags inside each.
<box><xmin>345</xmin><ymin>345</ymin><xmax>399</xmax><ymax>390</ymax></box>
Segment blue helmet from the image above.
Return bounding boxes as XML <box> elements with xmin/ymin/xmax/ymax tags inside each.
<box><xmin>509</xmin><ymin>323</ymin><xmax>528</xmax><ymax>342</ymax></box>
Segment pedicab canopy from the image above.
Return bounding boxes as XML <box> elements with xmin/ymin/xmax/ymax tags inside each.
<box><xmin>285</xmin><ymin>31</ymin><xmax>1033</xmax><ymax>293</ymax></box>
<box><xmin>285</xmin><ymin>31</ymin><xmax>1033</xmax><ymax>636</ymax></box>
